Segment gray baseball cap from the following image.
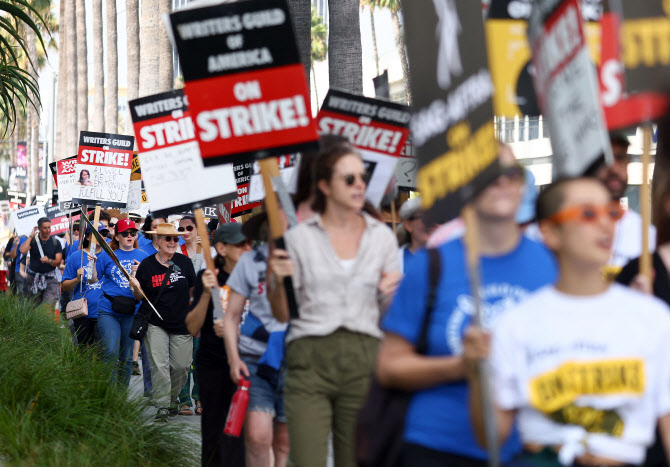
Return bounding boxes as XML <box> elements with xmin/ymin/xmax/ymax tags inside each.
<box><xmin>212</xmin><ymin>223</ymin><xmax>246</xmax><ymax>245</ymax></box>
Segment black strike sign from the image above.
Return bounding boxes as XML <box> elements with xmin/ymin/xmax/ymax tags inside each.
<box><xmin>8</xmin><ymin>190</ymin><xmax>28</xmax><ymax>206</ymax></box>
<box><xmin>170</xmin><ymin>0</ymin><xmax>318</xmax><ymax>167</ymax></box>
<box><xmin>401</xmin><ymin>0</ymin><xmax>500</xmax><ymax>225</ymax></box>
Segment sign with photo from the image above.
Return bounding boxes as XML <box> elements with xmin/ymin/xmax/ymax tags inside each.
<box><xmin>72</xmin><ymin>131</ymin><xmax>135</xmax><ymax>208</ymax></box>
<box><xmin>129</xmin><ymin>89</ymin><xmax>238</xmax><ymax>217</ymax></box>
<box><xmin>528</xmin><ymin>0</ymin><xmax>612</xmax><ymax>177</ymax></box>
<box><xmin>169</xmin><ymin>0</ymin><xmax>319</xmax><ymax>167</ymax></box>
<box><xmin>401</xmin><ymin>0</ymin><xmax>500</xmax><ymax>224</ymax></box>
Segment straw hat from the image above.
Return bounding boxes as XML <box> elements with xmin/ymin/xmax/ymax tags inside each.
<box><xmin>146</xmin><ymin>223</ymin><xmax>185</xmax><ymax>236</ymax></box>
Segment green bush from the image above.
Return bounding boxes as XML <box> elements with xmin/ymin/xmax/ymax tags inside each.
<box><xmin>0</xmin><ymin>295</ymin><xmax>199</xmax><ymax>466</ymax></box>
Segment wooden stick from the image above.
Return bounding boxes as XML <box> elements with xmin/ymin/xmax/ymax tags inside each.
<box><xmin>462</xmin><ymin>205</ymin><xmax>499</xmax><ymax>467</ymax></box>
<box><xmin>85</xmin><ymin>205</ymin><xmax>101</xmax><ymax>278</ymax></box>
<box><xmin>259</xmin><ymin>157</ymin><xmax>299</xmax><ymax>320</ymax></box>
<box><xmin>640</xmin><ymin>125</ymin><xmax>653</xmax><ymax>279</ymax></box>
<box><xmin>194</xmin><ymin>208</ymin><xmax>225</xmax><ymax>320</ymax></box>
<box><xmin>390</xmin><ymin>199</ymin><xmax>397</xmax><ymax>235</ymax></box>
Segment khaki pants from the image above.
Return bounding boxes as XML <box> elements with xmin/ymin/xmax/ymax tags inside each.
<box><xmin>285</xmin><ymin>329</ymin><xmax>379</xmax><ymax>467</ymax></box>
<box><xmin>145</xmin><ymin>324</ymin><xmax>193</xmax><ymax>409</ymax></box>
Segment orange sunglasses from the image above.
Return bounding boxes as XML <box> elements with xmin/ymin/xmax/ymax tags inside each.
<box><xmin>548</xmin><ymin>202</ymin><xmax>625</xmax><ymax>224</ymax></box>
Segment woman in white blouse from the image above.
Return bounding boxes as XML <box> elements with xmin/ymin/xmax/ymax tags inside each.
<box><xmin>268</xmin><ymin>142</ymin><xmax>401</xmax><ymax>467</ymax></box>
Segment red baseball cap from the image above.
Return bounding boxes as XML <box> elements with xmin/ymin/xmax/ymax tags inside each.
<box><xmin>116</xmin><ymin>218</ymin><xmax>138</xmax><ymax>233</ymax></box>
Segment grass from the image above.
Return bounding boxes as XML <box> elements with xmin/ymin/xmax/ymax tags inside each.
<box><xmin>0</xmin><ymin>294</ymin><xmax>199</xmax><ymax>466</ymax></box>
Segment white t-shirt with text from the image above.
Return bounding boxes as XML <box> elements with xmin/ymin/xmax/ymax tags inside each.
<box><xmin>491</xmin><ymin>284</ymin><xmax>670</xmax><ymax>464</ymax></box>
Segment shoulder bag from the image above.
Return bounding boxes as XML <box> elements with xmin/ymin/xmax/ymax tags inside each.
<box><xmin>355</xmin><ymin>248</ymin><xmax>441</xmax><ymax>467</ymax></box>
<box><xmin>65</xmin><ymin>250</ymin><xmax>89</xmax><ymax>320</ymax></box>
<box><xmin>129</xmin><ymin>263</ymin><xmax>172</xmax><ymax>341</ymax></box>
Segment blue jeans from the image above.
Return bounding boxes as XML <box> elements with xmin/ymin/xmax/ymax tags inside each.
<box><xmin>241</xmin><ymin>355</ymin><xmax>286</xmax><ymax>423</ymax></box>
<box><xmin>98</xmin><ymin>310</ymin><xmax>135</xmax><ymax>387</ymax></box>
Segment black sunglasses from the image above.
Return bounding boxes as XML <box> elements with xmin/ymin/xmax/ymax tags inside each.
<box><xmin>178</xmin><ymin>225</ymin><xmax>195</xmax><ymax>232</ymax></box>
<box><xmin>119</xmin><ymin>230</ymin><xmax>137</xmax><ymax>238</ymax></box>
<box><xmin>162</xmin><ymin>236</ymin><xmax>179</xmax><ymax>243</ymax></box>
<box><xmin>498</xmin><ymin>165</ymin><xmax>525</xmax><ymax>181</ymax></box>
<box><xmin>100</xmin><ymin>229</ymin><xmax>110</xmax><ymax>237</ymax></box>
<box><xmin>108</xmin><ymin>222</ymin><xmax>116</xmax><ymax>228</ymax></box>
<box><xmin>342</xmin><ymin>172</ymin><xmax>370</xmax><ymax>186</ymax></box>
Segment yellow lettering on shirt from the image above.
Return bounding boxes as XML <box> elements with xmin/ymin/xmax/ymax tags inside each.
<box><xmin>529</xmin><ymin>359</ymin><xmax>645</xmax><ymax>414</ymax></box>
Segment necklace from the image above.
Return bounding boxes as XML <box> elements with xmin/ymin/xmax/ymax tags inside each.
<box><xmin>156</xmin><ymin>252</ymin><xmax>171</xmax><ymax>267</ymax></box>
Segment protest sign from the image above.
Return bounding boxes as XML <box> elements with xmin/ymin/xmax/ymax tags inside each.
<box><xmin>122</xmin><ymin>180</ymin><xmax>143</xmax><ymax>213</ymax></box>
<box><xmin>72</xmin><ymin>131</ymin><xmax>135</xmax><ymax>208</ymax></box>
<box><xmin>316</xmin><ymin>89</ymin><xmax>411</xmax><ymax>206</ymax></box>
<box><xmin>169</xmin><ymin>0</ymin><xmax>319</xmax><ymax>167</ymax></box>
<box><xmin>527</xmin><ymin>0</ymin><xmax>612</xmax><ymax>177</ymax></box>
<box><xmin>11</xmin><ymin>205</ymin><xmax>45</xmax><ymax>236</ymax></box>
<box><xmin>486</xmin><ymin>0</ymin><xmax>603</xmax><ymax>117</ymax></box>
<box><xmin>45</xmin><ymin>205</ymin><xmax>81</xmax><ymax>235</ymax></box>
<box><xmin>248</xmin><ymin>154</ymin><xmax>297</xmax><ymax>203</ymax></box>
<box><xmin>129</xmin><ymin>89</ymin><xmax>238</xmax><ymax>217</ymax></box>
<box><xmin>230</xmin><ymin>161</ymin><xmax>261</xmax><ymax>217</ymax></box>
<box><xmin>395</xmin><ymin>140</ymin><xmax>417</xmax><ymax>190</ymax></box>
<box><xmin>401</xmin><ymin>0</ymin><xmax>500</xmax><ymax>225</ymax></box>
<box><xmin>7</xmin><ymin>190</ymin><xmax>28</xmax><ymax>209</ymax></box>
<box><xmin>0</xmin><ymin>201</ymin><xmax>10</xmax><ymax>215</ymax></box>
<box><xmin>131</xmin><ymin>153</ymin><xmax>141</xmax><ymax>180</ymax></box>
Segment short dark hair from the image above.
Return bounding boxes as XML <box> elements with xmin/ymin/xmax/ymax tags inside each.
<box><xmin>180</xmin><ymin>215</ymin><xmax>196</xmax><ymax>225</ymax></box>
<box><xmin>37</xmin><ymin>217</ymin><xmax>50</xmax><ymax>228</ymax></box>
<box><xmin>536</xmin><ymin>177</ymin><xmax>608</xmax><ymax>222</ymax></box>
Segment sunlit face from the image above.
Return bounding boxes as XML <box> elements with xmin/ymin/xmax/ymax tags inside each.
<box><xmin>115</xmin><ymin>229</ymin><xmax>138</xmax><ymax>249</ymax></box>
<box><xmin>473</xmin><ymin>145</ymin><xmax>524</xmax><ymax>222</ymax></box>
<box><xmin>158</xmin><ymin>235</ymin><xmax>179</xmax><ymax>256</ymax></box>
<box><xmin>38</xmin><ymin>221</ymin><xmax>51</xmax><ymax>238</ymax></box>
<box><xmin>541</xmin><ymin>180</ymin><xmax>616</xmax><ymax>268</ymax></box>
<box><xmin>179</xmin><ymin>218</ymin><xmax>196</xmax><ymax>242</ymax></box>
<box><xmin>319</xmin><ymin>154</ymin><xmax>367</xmax><ymax>212</ymax></box>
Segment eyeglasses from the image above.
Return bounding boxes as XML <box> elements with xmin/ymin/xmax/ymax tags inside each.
<box><xmin>497</xmin><ymin>165</ymin><xmax>525</xmax><ymax>182</ymax></box>
<box><xmin>119</xmin><ymin>230</ymin><xmax>138</xmax><ymax>238</ymax></box>
<box><xmin>548</xmin><ymin>202</ymin><xmax>624</xmax><ymax>224</ymax></box>
<box><xmin>162</xmin><ymin>236</ymin><xmax>179</xmax><ymax>243</ymax></box>
<box><xmin>108</xmin><ymin>223</ymin><xmax>116</xmax><ymax>229</ymax></box>
<box><xmin>178</xmin><ymin>225</ymin><xmax>195</xmax><ymax>232</ymax></box>
<box><xmin>340</xmin><ymin>172</ymin><xmax>370</xmax><ymax>186</ymax></box>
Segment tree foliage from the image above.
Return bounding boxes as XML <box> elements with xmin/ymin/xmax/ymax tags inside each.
<box><xmin>311</xmin><ymin>4</ymin><xmax>327</xmax><ymax>64</ymax></box>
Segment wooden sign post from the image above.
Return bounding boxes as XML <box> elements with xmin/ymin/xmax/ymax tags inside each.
<box><xmin>462</xmin><ymin>205</ymin><xmax>499</xmax><ymax>467</ymax></box>
<box><xmin>640</xmin><ymin>125</ymin><xmax>653</xmax><ymax>279</ymax></box>
<box><xmin>85</xmin><ymin>205</ymin><xmax>101</xmax><ymax>279</ymax></box>
<box><xmin>194</xmin><ymin>208</ymin><xmax>226</xmax><ymax>321</ymax></box>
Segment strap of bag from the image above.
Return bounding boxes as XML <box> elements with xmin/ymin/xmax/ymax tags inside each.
<box><xmin>416</xmin><ymin>248</ymin><xmax>441</xmax><ymax>355</ymax></box>
<box><xmin>147</xmin><ymin>262</ymin><xmax>173</xmax><ymax>310</ymax></box>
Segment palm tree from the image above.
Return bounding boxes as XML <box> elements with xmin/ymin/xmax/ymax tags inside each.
<box><xmin>378</xmin><ymin>0</ymin><xmax>411</xmax><ymax>103</ymax></box>
<box><xmin>126</xmin><ymin>0</ymin><xmax>139</xmax><ymax>134</ymax></box>
<box><xmin>360</xmin><ymin>1</ymin><xmax>380</xmax><ymax>76</ymax></box>
<box><xmin>328</xmin><ymin>0</ymin><xmax>362</xmax><ymax>93</ymax></box>
<box><xmin>65</xmin><ymin>0</ymin><xmax>77</xmax><ymax>152</ymax></box>
<box><xmin>287</xmin><ymin>0</ymin><xmax>312</xmax><ymax>89</ymax></box>
<box><xmin>139</xmin><ymin>0</ymin><xmax>159</xmax><ymax>97</ymax></box>
<box><xmin>92</xmin><ymin>0</ymin><xmax>104</xmax><ymax>132</ymax></box>
<box><xmin>157</xmin><ymin>0</ymin><xmax>173</xmax><ymax>92</ymax></box>
<box><xmin>311</xmin><ymin>6</ymin><xmax>327</xmax><ymax>106</ymax></box>
<box><xmin>0</xmin><ymin>0</ymin><xmax>48</xmax><ymax>137</ymax></box>
<box><xmin>106</xmin><ymin>0</ymin><xmax>118</xmax><ymax>133</ymax></box>
<box><xmin>56</xmin><ymin>0</ymin><xmax>66</xmax><ymax>158</ymax></box>
<box><xmin>76</xmin><ymin>0</ymin><xmax>88</xmax><ymax>132</ymax></box>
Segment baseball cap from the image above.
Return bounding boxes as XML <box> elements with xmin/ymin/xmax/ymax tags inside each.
<box><xmin>399</xmin><ymin>197</ymin><xmax>422</xmax><ymax>221</ymax></box>
<box><xmin>212</xmin><ymin>223</ymin><xmax>246</xmax><ymax>245</ymax></box>
<box><xmin>85</xmin><ymin>222</ymin><xmax>108</xmax><ymax>235</ymax></box>
<box><xmin>116</xmin><ymin>218</ymin><xmax>138</xmax><ymax>233</ymax></box>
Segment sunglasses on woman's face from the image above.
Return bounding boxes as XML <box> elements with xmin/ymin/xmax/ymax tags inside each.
<box><xmin>162</xmin><ymin>236</ymin><xmax>179</xmax><ymax>243</ymax></box>
<box><xmin>119</xmin><ymin>230</ymin><xmax>137</xmax><ymax>238</ymax></box>
<box><xmin>548</xmin><ymin>202</ymin><xmax>624</xmax><ymax>225</ymax></box>
<box><xmin>108</xmin><ymin>223</ymin><xmax>116</xmax><ymax>229</ymax></box>
<box><xmin>340</xmin><ymin>172</ymin><xmax>370</xmax><ymax>186</ymax></box>
<box><xmin>497</xmin><ymin>165</ymin><xmax>525</xmax><ymax>182</ymax></box>
<box><xmin>178</xmin><ymin>225</ymin><xmax>195</xmax><ymax>232</ymax></box>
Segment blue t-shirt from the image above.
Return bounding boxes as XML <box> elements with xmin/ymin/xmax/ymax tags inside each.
<box><xmin>14</xmin><ymin>236</ymin><xmax>27</xmax><ymax>272</ymax></box>
<box><xmin>382</xmin><ymin>236</ymin><xmax>557</xmax><ymax>461</ymax></box>
<box><xmin>96</xmin><ymin>248</ymin><xmax>148</xmax><ymax>315</ymax></box>
<box><xmin>138</xmin><ymin>236</ymin><xmax>152</xmax><ymax>250</ymax></box>
<box><xmin>141</xmin><ymin>242</ymin><xmax>158</xmax><ymax>256</ymax></box>
<box><xmin>62</xmin><ymin>250</ymin><xmax>105</xmax><ymax>318</ymax></box>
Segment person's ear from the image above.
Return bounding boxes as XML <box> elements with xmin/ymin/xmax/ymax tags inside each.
<box><xmin>317</xmin><ymin>178</ymin><xmax>331</xmax><ymax>199</ymax></box>
<box><xmin>539</xmin><ymin>220</ymin><xmax>561</xmax><ymax>251</ymax></box>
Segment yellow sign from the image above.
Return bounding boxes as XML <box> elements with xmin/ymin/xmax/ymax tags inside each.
<box><xmin>486</xmin><ymin>20</ymin><xmax>602</xmax><ymax>117</ymax></box>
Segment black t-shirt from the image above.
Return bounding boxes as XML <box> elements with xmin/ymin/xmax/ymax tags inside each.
<box><xmin>616</xmin><ymin>253</ymin><xmax>670</xmax><ymax>305</ymax></box>
<box><xmin>194</xmin><ymin>268</ymin><xmax>230</xmax><ymax>367</ymax></box>
<box><xmin>136</xmin><ymin>253</ymin><xmax>196</xmax><ymax>335</ymax></box>
<box><xmin>28</xmin><ymin>235</ymin><xmax>63</xmax><ymax>274</ymax></box>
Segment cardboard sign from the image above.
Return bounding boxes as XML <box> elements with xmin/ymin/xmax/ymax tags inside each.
<box><xmin>131</xmin><ymin>153</ymin><xmax>142</xmax><ymax>180</ymax></box>
<box><xmin>486</xmin><ymin>0</ymin><xmax>603</xmax><ymax>117</ymax></box>
<box><xmin>123</xmin><ymin>180</ymin><xmax>143</xmax><ymax>213</ymax></box>
<box><xmin>169</xmin><ymin>0</ymin><xmax>319</xmax><ymax>167</ymax></box>
<box><xmin>248</xmin><ymin>154</ymin><xmax>297</xmax><ymax>203</ymax></box>
<box><xmin>614</xmin><ymin>1</ymin><xmax>670</xmax><ymax>123</ymax></box>
<box><xmin>0</xmin><ymin>200</ymin><xmax>10</xmax><ymax>215</ymax></box>
<box><xmin>11</xmin><ymin>205</ymin><xmax>45</xmax><ymax>236</ymax></box>
<box><xmin>72</xmin><ymin>131</ymin><xmax>135</xmax><ymax>208</ymax></box>
<box><xmin>528</xmin><ymin>0</ymin><xmax>611</xmax><ymax>177</ymax></box>
<box><xmin>401</xmin><ymin>0</ymin><xmax>500</xmax><ymax>224</ymax></box>
<box><xmin>7</xmin><ymin>190</ymin><xmax>28</xmax><ymax>208</ymax></box>
<box><xmin>316</xmin><ymin>89</ymin><xmax>411</xmax><ymax>206</ymax></box>
<box><xmin>230</xmin><ymin>161</ymin><xmax>261</xmax><ymax>217</ymax></box>
<box><xmin>45</xmin><ymin>205</ymin><xmax>81</xmax><ymax>235</ymax></box>
<box><xmin>129</xmin><ymin>89</ymin><xmax>238</xmax><ymax>217</ymax></box>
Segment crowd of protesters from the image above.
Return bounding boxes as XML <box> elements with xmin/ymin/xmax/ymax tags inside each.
<box><xmin>4</xmin><ymin>125</ymin><xmax>670</xmax><ymax>467</ymax></box>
